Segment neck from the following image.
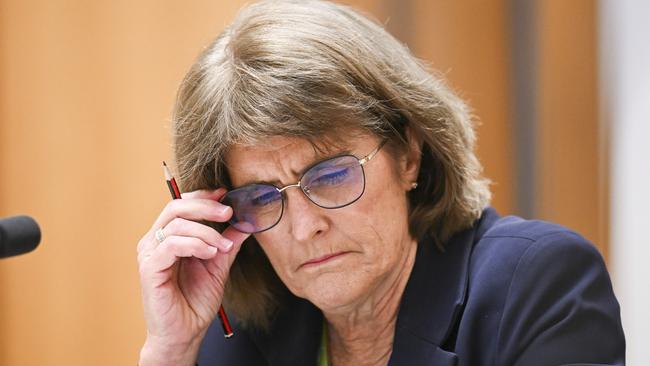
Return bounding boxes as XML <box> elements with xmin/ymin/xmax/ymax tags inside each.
<box><xmin>323</xmin><ymin>239</ymin><xmax>418</xmax><ymax>366</ymax></box>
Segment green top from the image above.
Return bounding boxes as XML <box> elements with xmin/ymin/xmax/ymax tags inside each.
<box><xmin>317</xmin><ymin>321</ymin><xmax>329</xmax><ymax>366</ymax></box>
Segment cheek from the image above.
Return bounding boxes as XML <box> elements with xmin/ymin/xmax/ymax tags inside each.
<box><xmin>330</xmin><ymin>167</ymin><xmax>412</xmax><ymax>265</ymax></box>
<box><xmin>357</xmin><ymin>168</ymin><xmax>412</xmax><ymax>261</ymax></box>
<box><xmin>253</xmin><ymin>233</ymin><xmax>308</xmax><ymax>293</ymax></box>
<box><xmin>357</xmin><ymin>164</ymin><xmax>411</xmax><ymax>234</ymax></box>
<box><xmin>254</xmin><ymin>234</ymin><xmax>289</xmax><ymax>270</ymax></box>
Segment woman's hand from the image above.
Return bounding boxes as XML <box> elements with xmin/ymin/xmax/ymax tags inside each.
<box><xmin>137</xmin><ymin>188</ymin><xmax>249</xmax><ymax>366</ymax></box>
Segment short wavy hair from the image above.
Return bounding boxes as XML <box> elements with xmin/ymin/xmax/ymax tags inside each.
<box><xmin>172</xmin><ymin>0</ymin><xmax>491</xmax><ymax>329</ymax></box>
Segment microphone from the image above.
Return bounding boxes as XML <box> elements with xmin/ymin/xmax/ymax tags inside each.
<box><xmin>0</xmin><ymin>215</ymin><xmax>41</xmax><ymax>259</ymax></box>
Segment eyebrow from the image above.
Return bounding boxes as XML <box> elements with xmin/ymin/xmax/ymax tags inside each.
<box><xmin>236</xmin><ymin>148</ymin><xmax>353</xmax><ymax>188</ymax></box>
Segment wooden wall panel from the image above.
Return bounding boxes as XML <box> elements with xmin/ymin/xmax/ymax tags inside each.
<box><xmin>0</xmin><ymin>1</ymin><xmax>248</xmax><ymax>365</ymax></box>
<box><xmin>536</xmin><ymin>0</ymin><xmax>606</xmax><ymax>256</ymax></box>
<box><xmin>408</xmin><ymin>0</ymin><xmax>514</xmax><ymax>214</ymax></box>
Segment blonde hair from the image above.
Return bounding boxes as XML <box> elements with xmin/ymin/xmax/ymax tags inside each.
<box><xmin>172</xmin><ymin>0</ymin><xmax>491</xmax><ymax>329</ymax></box>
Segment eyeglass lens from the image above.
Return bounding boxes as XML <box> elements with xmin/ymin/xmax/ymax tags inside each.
<box><xmin>221</xmin><ymin>155</ymin><xmax>365</xmax><ymax>233</ymax></box>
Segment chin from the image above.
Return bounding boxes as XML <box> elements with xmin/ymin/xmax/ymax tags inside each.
<box><xmin>300</xmin><ymin>270</ymin><xmax>372</xmax><ymax>311</ymax></box>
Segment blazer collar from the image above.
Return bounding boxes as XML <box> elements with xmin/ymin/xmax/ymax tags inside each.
<box><xmin>248</xmin><ymin>208</ymin><xmax>499</xmax><ymax>365</ymax></box>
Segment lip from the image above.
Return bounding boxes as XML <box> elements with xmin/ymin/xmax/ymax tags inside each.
<box><xmin>300</xmin><ymin>251</ymin><xmax>350</xmax><ymax>269</ymax></box>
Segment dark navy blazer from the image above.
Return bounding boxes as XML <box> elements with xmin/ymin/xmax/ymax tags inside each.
<box><xmin>197</xmin><ymin>208</ymin><xmax>625</xmax><ymax>365</ymax></box>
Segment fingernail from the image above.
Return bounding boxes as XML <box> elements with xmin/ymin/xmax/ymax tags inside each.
<box><xmin>218</xmin><ymin>205</ymin><xmax>232</xmax><ymax>215</ymax></box>
<box><xmin>222</xmin><ymin>239</ymin><xmax>234</xmax><ymax>250</ymax></box>
<box><xmin>208</xmin><ymin>246</ymin><xmax>218</xmax><ymax>254</ymax></box>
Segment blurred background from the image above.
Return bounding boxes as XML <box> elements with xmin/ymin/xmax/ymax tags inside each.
<box><xmin>0</xmin><ymin>0</ymin><xmax>647</xmax><ymax>364</ymax></box>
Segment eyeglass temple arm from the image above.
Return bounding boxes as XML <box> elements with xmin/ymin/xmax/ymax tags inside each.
<box><xmin>358</xmin><ymin>140</ymin><xmax>387</xmax><ymax>165</ymax></box>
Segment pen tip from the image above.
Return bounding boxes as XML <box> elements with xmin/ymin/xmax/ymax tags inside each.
<box><xmin>162</xmin><ymin>161</ymin><xmax>167</xmax><ymax>166</ymax></box>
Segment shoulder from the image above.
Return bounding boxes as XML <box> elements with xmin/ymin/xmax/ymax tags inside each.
<box><xmin>461</xmin><ymin>213</ymin><xmax>625</xmax><ymax>365</ymax></box>
<box><xmin>469</xmin><ymin>214</ymin><xmax>614</xmax><ymax>322</ymax></box>
<box><xmin>468</xmin><ymin>214</ymin><xmax>616</xmax><ymax>328</ymax></box>
<box><xmin>480</xmin><ymin>214</ymin><xmax>598</xmax><ymax>251</ymax></box>
<box><xmin>471</xmin><ymin>215</ymin><xmax>604</xmax><ymax>279</ymax></box>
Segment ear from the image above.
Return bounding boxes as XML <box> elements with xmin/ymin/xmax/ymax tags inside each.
<box><xmin>398</xmin><ymin>125</ymin><xmax>424</xmax><ymax>191</ymax></box>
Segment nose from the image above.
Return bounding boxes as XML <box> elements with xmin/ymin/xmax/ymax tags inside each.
<box><xmin>282</xmin><ymin>186</ymin><xmax>330</xmax><ymax>243</ymax></box>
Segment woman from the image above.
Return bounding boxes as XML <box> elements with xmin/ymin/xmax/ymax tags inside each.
<box><xmin>137</xmin><ymin>1</ymin><xmax>625</xmax><ymax>365</ymax></box>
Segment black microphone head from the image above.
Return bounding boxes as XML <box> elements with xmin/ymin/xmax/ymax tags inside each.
<box><xmin>0</xmin><ymin>215</ymin><xmax>41</xmax><ymax>259</ymax></box>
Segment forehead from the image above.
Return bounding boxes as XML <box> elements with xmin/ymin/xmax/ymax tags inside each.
<box><xmin>224</xmin><ymin>133</ymin><xmax>379</xmax><ymax>186</ymax></box>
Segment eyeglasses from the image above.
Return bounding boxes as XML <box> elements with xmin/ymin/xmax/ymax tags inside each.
<box><xmin>221</xmin><ymin>140</ymin><xmax>387</xmax><ymax>233</ymax></box>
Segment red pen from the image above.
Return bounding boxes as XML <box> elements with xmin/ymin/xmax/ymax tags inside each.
<box><xmin>163</xmin><ymin>161</ymin><xmax>234</xmax><ymax>339</ymax></box>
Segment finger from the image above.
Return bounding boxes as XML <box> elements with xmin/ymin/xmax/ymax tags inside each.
<box><xmin>221</xmin><ymin>226</ymin><xmax>251</xmax><ymax>250</ymax></box>
<box><xmin>151</xmin><ymin>198</ymin><xmax>233</xmax><ymax>233</ymax></box>
<box><xmin>164</xmin><ymin>218</ymin><xmax>234</xmax><ymax>252</ymax></box>
<box><xmin>141</xmin><ymin>236</ymin><xmax>218</xmax><ymax>274</ymax></box>
<box><xmin>180</xmin><ymin>188</ymin><xmax>227</xmax><ymax>200</ymax></box>
<box><xmin>137</xmin><ymin>232</ymin><xmax>157</xmax><ymax>257</ymax></box>
<box><xmin>210</xmin><ymin>226</ymin><xmax>251</xmax><ymax>270</ymax></box>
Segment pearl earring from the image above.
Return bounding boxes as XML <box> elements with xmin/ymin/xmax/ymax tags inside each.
<box><xmin>410</xmin><ymin>182</ymin><xmax>418</xmax><ymax>190</ymax></box>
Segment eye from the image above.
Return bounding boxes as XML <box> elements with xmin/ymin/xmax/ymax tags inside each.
<box><xmin>310</xmin><ymin>167</ymin><xmax>350</xmax><ymax>186</ymax></box>
<box><xmin>251</xmin><ymin>190</ymin><xmax>281</xmax><ymax>206</ymax></box>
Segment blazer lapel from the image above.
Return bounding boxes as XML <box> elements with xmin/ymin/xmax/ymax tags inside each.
<box><xmin>389</xmin><ymin>208</ymin><xmax>498</xmax><ymax>365</ymax></box>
